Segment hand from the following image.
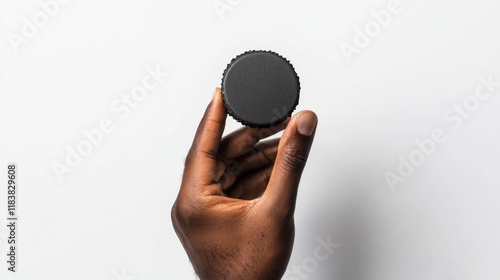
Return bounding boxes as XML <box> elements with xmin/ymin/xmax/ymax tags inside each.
<box><xmin>171</xmin><ymin>88</ymin><xmax>318</xmax><ymax>280</ymax></box>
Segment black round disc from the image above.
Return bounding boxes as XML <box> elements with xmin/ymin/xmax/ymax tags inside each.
<box><xmin>221</xmin><ymin>50</ymin><xmax>300</xmax><ymax>128</ymax></box>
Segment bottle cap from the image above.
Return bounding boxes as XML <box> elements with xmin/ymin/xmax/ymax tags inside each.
<box><xmin>221</xmin><ymin>50</ymin><xmax>300</xmax><ymax>128</ymax></box>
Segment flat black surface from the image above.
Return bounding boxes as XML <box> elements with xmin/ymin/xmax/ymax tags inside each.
<box><xmin>221</xmin><ymin>50</ymin><xmax>300</xmax><ymax>128</ymax></box>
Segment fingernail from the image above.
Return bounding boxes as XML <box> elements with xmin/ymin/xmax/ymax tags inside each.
<box><xmin>212</xmin><ymin>88</ymin><xmax>218</xmax><ymax>100</ymax></box>
<box><xmin>297</xmin><ymin>112</ymin><xmax>317</xmax><ymax>136</ymax></box>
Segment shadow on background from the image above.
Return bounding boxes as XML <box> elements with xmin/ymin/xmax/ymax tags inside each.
<box><xmin>296</xmin><ymin>164</ymin><xmax>431</xmax><ymax>280</ymax></box>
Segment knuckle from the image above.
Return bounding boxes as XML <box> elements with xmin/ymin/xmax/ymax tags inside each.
<box><xmin>202</xmin><ymin>117</ymin><xmax>225</xmax><ymax>134</ymax></box>
<box><xmin>280</xmin><ymin>146</ymin><xmax>308</xmax><ymax>174</ymax></box>
<box><xmin>226</xmin><ymin>159</ymin><xmax>241</xmax><ymax>175</ymax></box>
<box><xmin>200</xmin><ymin>148</ymin><xmax>218</xmax><ymax>161</ymax></box>
<box><xmin>171</xmin><ymin>196</ymin><xmax>203</xmax><ymax>227</ymax></box>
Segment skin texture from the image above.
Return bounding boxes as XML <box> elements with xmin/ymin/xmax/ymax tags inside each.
<box><xmin>171</xmin><ymin>88</ymin><xmax>318</xmax><ymax>280</ymax></box>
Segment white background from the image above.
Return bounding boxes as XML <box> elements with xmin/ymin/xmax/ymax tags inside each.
<box><xmin>1</xmin><ymin>0</ymin><xmax>500</xmax><ymax>279</ymax></box>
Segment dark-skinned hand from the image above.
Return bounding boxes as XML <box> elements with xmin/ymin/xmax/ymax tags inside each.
<box><xmin>171</xmin><ymin>88</ymin><xmax>318</xmax><ymax>280</ymax></box>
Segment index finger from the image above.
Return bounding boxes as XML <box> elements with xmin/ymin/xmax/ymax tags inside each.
<box><xmin>184</xmin><ymin>88</ymin><xmax>227</xmax><ymax>183</ymax></box>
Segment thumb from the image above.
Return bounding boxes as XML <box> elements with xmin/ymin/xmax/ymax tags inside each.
<box><xmin>261</xmin><ymin>110</ymin><xmax>318</xmax><ymax>219</ymax></box>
